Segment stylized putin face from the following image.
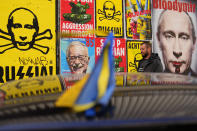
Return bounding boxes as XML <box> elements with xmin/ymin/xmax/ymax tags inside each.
<box><xmin>7</xmin><ymin>8</ymin><xmax>39</xmax><ymax>50</ymax></box>
<box><xmin>103</xmin><ymin>1</ymin><xmax>115</xmax><ymax>19</ymax></box>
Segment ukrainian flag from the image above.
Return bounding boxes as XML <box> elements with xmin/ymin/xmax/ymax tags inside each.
<box><xmin>55</xmin><ymin>33</ymin><xmax>115</xmax><ymax>112</ymax></box>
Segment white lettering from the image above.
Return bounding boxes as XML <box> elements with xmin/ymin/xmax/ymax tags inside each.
<box><xmin>113</xmin><ymin>48</ymin><xmax>125</xmax><ymax>56</ymax></box>
<box><xmin>116</xmin><ymin>40</ymin><xmax>121</xmax><ymax>47</ymax></box>
<box><xmin>63</xmin><ymin>23</ymin><xmax>93</xmax><ymax>30</ymax></box>
<box><xmin>96</xmin><ymin>47</ymin><xmax>101</xmax><ymax>56</ymax></box>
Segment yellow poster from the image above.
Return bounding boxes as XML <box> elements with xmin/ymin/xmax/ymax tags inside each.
<box><xmin>115</xmin><ymin>73</ymin><xmax>124</xmax><ymax>87</ymax></box>
<box><xmin>0</xmin><ymin>0</ymin><xmax>57</xmax><ymax>84</ymax></box>
<box><xmin>125</xmin><ymin>0</ymin><xmax>152</xmax><ymax>40</ymax></box>
<box><xmin>126</xmin><ymin>73</ymin><xmax>150</xmax><ymax>86</ymax></box>
<box><xmin>95</xmin><ymin>0</ymin><xmax>123</xmax><ymax>37</ymax></box>
<box><xmin>0</xmin><ymin>75</ymin><xmax>62</xmax><ymax>100</ymax></box>
<box><xmin>127</xmin><ymin>40</ymin><xmax>143</xmax><ymax>72</ymax></box>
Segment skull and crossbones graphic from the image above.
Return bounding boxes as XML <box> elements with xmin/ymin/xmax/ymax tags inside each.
<box><xmin>98</xmin><ymin>1</ymin><xmax>121</xmax><ymax>22</ymax></box>
<box><xmin>0</xmin><ymin>8</ymin><xmax>52</xmax><ymax>54</ymax></box>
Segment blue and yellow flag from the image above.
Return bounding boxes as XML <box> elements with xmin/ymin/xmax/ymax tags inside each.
<box><xmin>55</xmin><ymin>33</ymin><xmax>115</xmax><ymax>112</ymax></box>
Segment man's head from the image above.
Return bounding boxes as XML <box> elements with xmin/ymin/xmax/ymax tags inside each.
<box><xmin>103</xmin><ymin>1</ymin><xmax>115</xmax><ymax>19</ymax></box>
<box><xmin>7</xmin><ymin>8</ymin><xmax>39</xmax><ymax>50</ymax></box>
<box><xmin>157</xmin><ymin>10</ymin><xmax>196</xmax><ymax>74</ymax></box>
<box><xmin>66</xmin><ymin>41</ymin><xmax>90</xmax><ymax>74</ymax></box>
<box><xmin>140</xmin><ymin>42</ymin><xmax>151</xmax><ymax>59</ymax></box>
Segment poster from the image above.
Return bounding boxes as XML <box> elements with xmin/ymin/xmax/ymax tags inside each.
<box><xmin>150</xmin><ymin>73</ymin><xmax>197</xmax><ymax>85</ymax></box>
<box><xmin>60</xmin><ymin>38</ymin><xmax>95</xmax><ymax>74</ymax></box>
<box><xmin>152</xmin><ymin>0</ymin><xmax>197</xmax><ymax>76</ymax></box>
<box><xmin>127</xmin><ymin>40</ymin><xmax>143</xmax><ymax>72</ymax></box>
<box><xmin>0</xmin><ymin>0</ymin><xmax>57</xmax><ymax>84</ymax></box>
<box><xmin>60</xmin><ymin>0</ymin><xmax>94</xmax><ymax>38</ymax></box>
<box><xmin>126</xmin><ymin>72</ymin><xmax>150</xmax><ymax>86</ymax></box>
<box><xmin>95</xmin><ymin>0</ymin><xmax>124</xmax><ymax>37</ymax></box>
<box><xmin>0</xmin><ymin>75</ymin><xmax>62</xmax><ymax>100</ymax></box>
<box><xmin>95</xmin><ymin>38</ymin><xmax>126</xmax><ymax>72</ymax></box>
<box><xmin>115</xmin><ymin>73</ymin><xmax>125</xmax><ymax>87</ymax></box>
<box><xmin>60</xmin><ymin>73</ymin><xmax>85</xmax><ymax>89</ymax></box>
<box><xmin>125</xmin><ymin>0</ymin><xmax>152</xmax><ymax>40</ymax></box>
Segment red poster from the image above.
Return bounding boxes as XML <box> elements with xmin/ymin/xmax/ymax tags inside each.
<box><xmin>60</xmin><ymin>0</ymin><xmax>94</xmax><ymax>38</ymax></box>
<box><xmin>95</xmin><ymin>38</ymin><xmax>126</xmax><ymax>72</ymax></box>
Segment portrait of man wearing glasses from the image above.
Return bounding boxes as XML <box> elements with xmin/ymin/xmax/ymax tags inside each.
<box><xmin>66</xmin><ymin>41</ymin><xmax>90</xmax><ymax>74</ymax></box>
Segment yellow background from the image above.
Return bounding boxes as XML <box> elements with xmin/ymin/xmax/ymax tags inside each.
<box><xmin>0</xmin><ymin>0</ymin><xmax>57</xmax><ymax>84</ymax></box>
<box><xmin>126</xmin><ymin>73</ymin><xmax>150</xmax><ymax>86</ymax></box>
<box><xmin>96</xmin><ymin>0</ymin><xmax>123</xmax><ymax>37</ymax></box>
<box><xmin>127</xmin><ymin>40</ymin><xmax>143</xmax><ymax>72</ymax></box>
<box><xmin>115</xmin><ymin>74</ymin><xmax>124</xmax><ymax>87</ymax></box>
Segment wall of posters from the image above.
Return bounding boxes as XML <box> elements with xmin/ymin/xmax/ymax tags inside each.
<box><xmin>60</xmin><ymin>0</ymin><xmax>94</xmax><ymax>38</ymax></box>
<box><xmin>152</xmin><ymin>0</ymin><xmax>197</xmax><ymax>76</ymax></box>
<box><xmin>60</xmin><ymin>38</ymin><xmax>95</xmax><ymax>74</ymax></box>
<box><xmin>125</xmin><ymin>0</ymin><xmax>152</xmax><ymax>40</ymax></box>
<box><xmin>95</xmin><ymin>38</ymin><xmax>126</xmax><ymax>72</ymax></box>
<box><xmin>95</xmin><ymin>0</ymin><xmax>124</xmax><ymax>37</ymax></box>
<box><xmin>1</xmin><ymin>0</ymin><xmax>196</xmax><ymax>85</ymax></box>
<box><xmin>0</xmin><ymin>0</ymin><xmax>57</xmax><ymax>84</ymax></box>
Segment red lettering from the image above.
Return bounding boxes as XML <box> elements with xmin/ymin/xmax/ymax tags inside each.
<box><xmin>167</xmin><ymin>1</ymin><xmax>172</xmax><ymax>10</ymax></box>
<box><xmin>162</xmin><ymin>0</ymin><xmax>167</xmax><ymax>10</ymax></box>
<box><xmin>153</xmin><ymin>0</ymin><xmax>158</xmax><ymax>8</ymax></box>
<box><xmin>193</xmin><ymin>4</ymin><xmax>196</xmax><ymax>12</ymax></box>
<box><xmin>183</xmin><ymin>3</ymin><xmax>187</xmax><ymax>12</ymax></box>
<box><xmin>159</xmin><ymin>0</ymin><xmax>162</xmax><ymax>9</ymax></box>
<box><xmin>173</xmin><ymin>0</ymin><xmax>178</xmax><ymax>11</ymax></box>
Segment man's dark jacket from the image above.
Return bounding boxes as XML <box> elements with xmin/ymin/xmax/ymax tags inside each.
<box><xmin>137</xmin><ymin>53</ymin><xmax>163</xmax><ymax>72</ymax></box>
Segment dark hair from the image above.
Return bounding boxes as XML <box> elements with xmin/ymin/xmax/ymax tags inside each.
<box><xmin>103</xmin><ymin>1</ymin><xmax>115</xmax><ymax>12</ymax></box>
<box><xmin>141</xmin><ymin>41</ymin><xmax>151</xmax><ymax>48</ymax></box>
<box><xmin>7</xmin><ymin>8</ymin><xmax>39</xmax><ymax>33</ymax></box>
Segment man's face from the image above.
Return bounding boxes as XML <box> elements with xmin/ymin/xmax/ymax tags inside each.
<box><xmin>158</xmin><ymin>11</ymin><xmax>195</xmax><ymax>74</ymax></box>
<box><xmin>67</xmin><ymin>45</ymin><xmax>89</xmax><ymax>74</ymax></box>
<box><xmin>140</xmin><ymin>44</ymin><xmax>148</xmax><ymax>58</ymax></box>
<box><xmin>10</xmin><ymin>9</ymin><xmax>37</xmax><ymax>50</ymax></box>
<box><xmin>104</xmin><ymin>2</ymin><xmax>115</xmax><ymax>19</ymax></box>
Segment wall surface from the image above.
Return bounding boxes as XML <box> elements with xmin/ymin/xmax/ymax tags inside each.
<box><xmin>0</xmin><ymin>0</ymin><xmax>196</xmax><ymax>85</ymax></box>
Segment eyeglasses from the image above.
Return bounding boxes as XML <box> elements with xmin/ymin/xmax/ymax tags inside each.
<box><xmin>67</xmin><ymin>55</ymin><xmax>89</xmax><ymax>61</ymax></box>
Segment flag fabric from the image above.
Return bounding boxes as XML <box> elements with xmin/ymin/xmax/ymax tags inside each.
<box><xmin>55</xmin><ymin>32</ymin><xmax>115</xmax><ymax>112</ymax></box>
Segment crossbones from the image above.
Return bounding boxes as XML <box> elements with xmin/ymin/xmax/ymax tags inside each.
<box><xmin>0</xmin><ymin>8</ymin><xmax>52</xmax><ymax>54</ymax></box>
<box><xmin>98</xmin><ymin>1</ymin><xmax>121</xmax><ymax>22</ymax></box>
